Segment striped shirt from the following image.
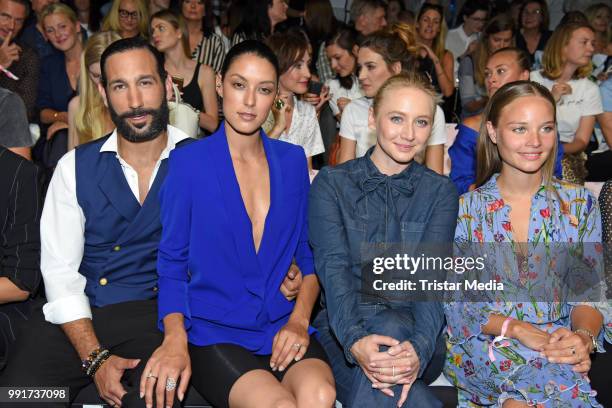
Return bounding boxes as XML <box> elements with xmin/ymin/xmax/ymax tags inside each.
<box><xmin>192</xmin><ymin>33</ymin><xmax>227</xmax><ymax>73</ymax></box>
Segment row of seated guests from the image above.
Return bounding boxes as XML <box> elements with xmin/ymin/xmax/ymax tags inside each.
<box><xmin>3</xmin><ymin>0</ymin><xmax>611</xmax><ymax>185</ymax></box>
<box><xmin>0</xmin><ymin>35</ymin><xmax>611</xmax><ymax>408</ymax></box>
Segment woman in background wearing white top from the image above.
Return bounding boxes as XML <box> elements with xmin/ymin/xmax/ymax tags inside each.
<box><xmin>530</xmin><ymin>22</ymin><xmax>603</xmax><ymax>184</ymax></box>
<box><xmin>324</xmin><ymin>26</ymin><xmax>363</xmax><ymax>122</ymax></box>
<box><xmin>337</xmin><ymin>24</ymin><xmax>447</xmax><ymax>174</ymax></box>
<box><xmin>266</xmin><ymin>29</ymin><xmax>325</xmax><ymax>170</ymax></box>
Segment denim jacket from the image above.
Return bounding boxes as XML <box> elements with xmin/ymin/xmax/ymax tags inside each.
<box><xmin>309</xmin><ymin>149</ymin><xmax>459</xmax><ymax>368</ymax></box>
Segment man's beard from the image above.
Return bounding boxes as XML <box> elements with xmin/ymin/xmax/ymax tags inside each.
<box><xmin>109</xmin><ymin>98</ymin><xmax>169</xmax><ymax>143</ymax></box>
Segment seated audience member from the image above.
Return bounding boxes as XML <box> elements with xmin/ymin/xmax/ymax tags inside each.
<box><xmin>310</xmin><ymin>72</ymin><xmax>457</xmax><ymax>408</ymax></box>
<box><xmin>531</xmin><ymin>22</ymin><xmax>603</xmax><ymax>185</ymax></box>
<box><xmin>180</xmin><ymin>0</ymin><xmax>226</xmax><ymax>73</ymax></box>
<box><xmin>230</xmin><ymin>0</ymin><xmax>288</xmax><ymax>46</ymax></box>
<box><xmin>515</xmin><ymin>0</ymin><xmax>553</xmax><ymax>68</ymax></box>
<box><xmin>0</xmin><ymin>0</ymin><xmax>40</xmax><ymax>122</ymax></box>
<box><xmin>445</xmin><ymin>0</ymin><xmax>489</xmax><ymax>81</ymax></box>
<box><xmin>349</xmin><ymin>0</ymin><xmax>387</xmax><ymax>37</ymax></box>
<box><xmin>415</xmin><ymin>3</ymin><xmax>454</xmax><ymax>99</ymax></box>
<box><xmin>102</xmin><ymin>0</ymin><xmax>149</xmax><ymax>39</ymax></box>
<box><xmin>0</xmin><ymin>87</ymin><xmax>34</xmax><ymax>159</ymax></box>
<box><xmin>303</xmin><ymin>0</ymin><xmax>337</xmax><ymax>84</ymax></box>
<box><xmin>0</xmin><ymin>145</ymin><xmax>41</xmax><ymax>371</ymax></box>
<box><xmin>587</xmin><ymin>77</ymin><xmax>612</xmax><ymax>181</ymax></box>
<box><xmin>151</xmin><ymin>10</ymin><xmax>218</xmax><ymax>133</ymax></box>
<box><xmin>18</xmin><ymin>0</ymin><xmax>58</xmax><ymax>61</ymax></box>
<box><xmin>585</xmin><ymin>3</ymin><xmax>611</xmax><ymax>56</ymax></box>
<box><xmin>338</xmin><ymin>25</ymin><xmax>447</xmax><ymax>174</ymax></box>
<box><xmin>72</xmin><ymin>0</ymin><xmax>102</xmax><ymax>36</ymax></box>
<box><xmin>450</xmin><ymin>47</ymin><xmax>564</xmax><ymax>194</ymax></box>
<box><xmin>324</xmin><ymin>26</ymin><xmax>363</xmax><ymax>122</ymax></box>
<box><xmin>37</xmin><ymin>3</ymin><xmax>83</xmax><ymax>165</ymax></box>
<box><xmin>68</xmin><ymin>31</ymin><xmax>120</xmax><ymax>151</ymax></box>
<box><xmin>265</xmin><ymin>30</ymin><xmax>325</xmax><ymax>170</ymax></box>
<box><xmin>386</xmin><ymin>0</ymin><xmax>405</xmax><ymax>26</ymax></box>
<box><xmin>458</xmin><ymin>14</ymin><xmax>514</xmax><ymax>118</ymax></box>
<box><xmin>147</xmin><ymin>40</ymin><xmax>335</xmax><ymax>408</ymax></box>
<box><xmin>445</xmin><ymin>80</ymin><xmax>611</xmax><ymax>407</ymax></box>
<box><xmin>0</xmin><ymin>37</ymin><xmax>303</xmax><ymax>407</ymax></box>
<box><xmin>147</xmin><ymin>0</ymin><xmax>169</xmax><ymax>16</ymax></box>
<box><xmin>451</xmin><ymin>47</ymin><xmax>530</xmax><ymax>194</ymax></box>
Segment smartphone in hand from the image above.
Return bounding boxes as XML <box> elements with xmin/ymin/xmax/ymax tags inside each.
<box><xmin>307</xmin><ymin>81</ymin><xmax>323</xmax><ymax>95</ymax></box>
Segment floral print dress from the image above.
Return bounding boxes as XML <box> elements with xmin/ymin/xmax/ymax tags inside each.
<box><xmin>444</xmin><ymin>175</ymin><xmax>611</xmax><ymax>407</ymax></box>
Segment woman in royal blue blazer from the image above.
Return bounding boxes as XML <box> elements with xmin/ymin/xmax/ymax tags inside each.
<box><xmin>142</xmin><ymin>40</ymin><xmax>335</xmax><ymax>408</ymax></box>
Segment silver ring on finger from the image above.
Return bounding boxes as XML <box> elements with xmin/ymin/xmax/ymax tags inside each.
<box><xmin>166</xmin><ymin>377</ymin><xmax>177</xmax><ymax>391</ymax></box>
<box><xmin>293</xmin><ymin>343</ymin><xmax>301</xmax><ymax>350</ymax></box>
<box><xmin>146</xmin><ymin>372</ymin><xmax>158</xmax><ymax>380</ymax></box>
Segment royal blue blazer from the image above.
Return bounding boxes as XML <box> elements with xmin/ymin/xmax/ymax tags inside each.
<box><xmin>157</xmin><ymin>123</ymin><xmax>315</xmax><ymax>354</ymax></box>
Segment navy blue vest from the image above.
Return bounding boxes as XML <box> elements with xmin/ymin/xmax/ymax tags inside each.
<box><xmin>75</xmin><ymin>135</ymin><xmax>189</xmax><ymax>307</ymax></box>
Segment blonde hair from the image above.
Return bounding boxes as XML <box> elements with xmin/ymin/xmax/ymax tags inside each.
<box><xmin>541</xmin><ymin>22</ymin><xmax>594</xmax><ymax>80</ymax></box>
<box><xmin>373</xmin><ymin>71</ymin><xmax>440</xmax><ymax>118</ymax></box>
<box><xmin>40</xmin><ymin>3</ymin><xmax>78</xmax><ymax>26</ymax></box>
<box><xmin>150</xmin><ymin>10</ymin><xmax>191</xmax><ymax>58</ymax></box>
<box><xmin>75</xmin><ymin>31</ymin><xmax>121</xmax><ymax>145</ymax></box>
<box><xmin>372</xmin><ymin>72</ymin><xmax>440</xmax><ymax>164</ymax></box>
<box><xmin>475</xmin><ymin>80</ymin><xmax>558</xmax><ymax>189</ymax></box>
<box><xmin>102</xmin><ymin>0</ymin><xmax>149</xmax><ymax>38</ymax></box>
<box><xmin>585</xmin><ymin>3</ymin><xmax>611</xmax><ymax>45</ymax></box>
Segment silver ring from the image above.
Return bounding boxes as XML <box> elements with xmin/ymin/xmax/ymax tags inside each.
<box><xmin>293</xmin><ymin>343</ymin><xmax>301</xmax><ymax>350</ymax></box>
<box><xmin>146</xmin><ymin>372</ymin><xmax>157</xmax><ymax>380</ymax></box>
<box><xmin>165</xmin><ymin>377</ymin><xmax>177</xmax><ymax>391</ymax></box>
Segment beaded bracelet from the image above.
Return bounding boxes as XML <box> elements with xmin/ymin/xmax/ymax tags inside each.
<box><xmin>81</xmin><ymin>346</ymin><xmax>109</xmax><ymax>375</ymax></box>
<box><xmin>86</xmin><ymin>350</ymin><xmax>111</xmax><ymax>377</ymax></box>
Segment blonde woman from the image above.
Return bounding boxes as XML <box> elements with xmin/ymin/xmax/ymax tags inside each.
<box><xmin>415</xmin><ymin>3</ymin><xmax>454</xmax><ymax>98</ymax></box>
<box><xmin>150</xmin><ymin>9</ymin><xmax>218</xmax><ymax>133</ymax></box>
<box><xmin>585</xmin><ymin>3</ymin><xmax>612</xmax><ymax>55</ymax></box>
<box><xmin>102</xmin><ymin>0</ymin><xmax>149</xmax><ymax>38</ymax></box>
<box><xmin>38</xmin><ymin>3</ymin><xmax>83</xmax><ymax>146</ymax></box>
<box><xmin>67</xmin><ymin>31</ymin><xmax>121</xmax><ymax>150</ymax></box>
<box><xmin>530</xmin><ymin>22</ymin><xmax>603</xmax><ymax>184</ymax></box>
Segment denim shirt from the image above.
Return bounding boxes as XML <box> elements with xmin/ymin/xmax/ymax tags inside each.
<box><xmin>309</xmin><ymin>149</ymin><xmax>459</xmax><ymax>365</ymax></box>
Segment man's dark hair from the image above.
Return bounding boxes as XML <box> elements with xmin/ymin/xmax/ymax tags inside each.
<box><xmin>459</xmin><ymin>0</ymin><xmax>489</xmax><ymax>21</ymax></box>
<box><xmin>221</xmin><ymin>39</ymin><xmax>279</xmax><ymax>81</ymax></box>
<box><xmin>4</xmin><ymin>0</ymin><xmax>30</xmax><ymax>18</ymax></box>
<box><xmin>100</xmin><ymin>37</ymin><xmax>167</xmax><ymax>88</ymax></box>
<box><xmin>350</xmin><ymin>0</ymin><xmax>387</xmax><ymax>22</ymax></box>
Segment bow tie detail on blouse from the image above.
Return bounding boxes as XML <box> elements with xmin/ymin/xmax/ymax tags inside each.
<box><xmin>361</xmin><ymin>173</ymin><xmax>415</xmax><ymax>198</ymax></box>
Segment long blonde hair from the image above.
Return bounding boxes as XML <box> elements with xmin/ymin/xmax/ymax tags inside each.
<box><xmin>75</xmin><ymin>31</ymin><xmax>121</xmax><ymax>145</ymax></box>
<box><xmin>476</xmin><ymin>80</ymin><xmax>558</xmax><ymax>189</ymax></box>
<box><xmin>541</xmin><ymin>22</ymin><xmax>594</xmax><ymax>80</ymax></box>
<box><xmin>102</xmin><ymin>0</ymin><xmax>149</xmax><ymax>38</ymax></box>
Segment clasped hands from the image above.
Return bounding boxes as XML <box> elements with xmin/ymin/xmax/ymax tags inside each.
<box><xmin>351</xmin><ymin>335</ymin><xmax>420</xmax><ymax>407</ymax></box>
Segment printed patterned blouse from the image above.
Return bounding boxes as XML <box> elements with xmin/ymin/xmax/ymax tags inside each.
<box><xmin>444</xmin><ymin>174</ymin><xmax>611</xmax><ymax>407</ymax></box>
